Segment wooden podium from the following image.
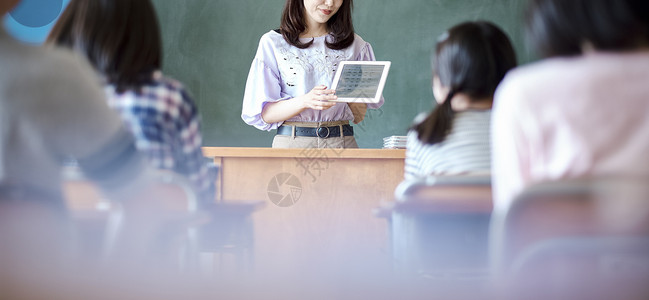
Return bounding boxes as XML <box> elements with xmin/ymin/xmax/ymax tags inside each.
<box><xmin>202</xmin><ymin>147</ymin><xmax>405</xmax><ymax>273</ymax></box>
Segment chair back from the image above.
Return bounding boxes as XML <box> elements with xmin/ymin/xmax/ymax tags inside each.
<box><xmin>388</xmin><ymin>175</ymin><xmax>493</xmax><ymax>279</ymax></box>
<box><xmin>394</xmin><ymin>175</ymin><xmax>492</xmax><ymax>214</ymax></box>
<box><xmin>62</xmin><ymin>168</ymin><xmax>200</xmax><ymax>266</ymax></box>
<box><xmin>63</xmin><ymin>167</ymin><xmax>198</xmax><ymax>212</ymax></box>
<box><xmin>490</xmin><ymin>177</ymin><xmax>649</xmax><ymax>299</ymax></box>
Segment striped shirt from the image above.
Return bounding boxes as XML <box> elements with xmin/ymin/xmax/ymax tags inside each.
<box><xmin>104</xmin><ymin>73</ymin><xmax>217</xmax><ymax>202</ymax></box>
<box><xmin>404</xmin><ymin>110</ymin><xmax>492</xmax><ymax>180</ymax></box>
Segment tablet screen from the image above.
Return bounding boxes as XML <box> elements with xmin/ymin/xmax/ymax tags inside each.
<box><xmin>334</xmin><ymin>63</ymin><xmax>387</xmax><ymax>100</ymax></box>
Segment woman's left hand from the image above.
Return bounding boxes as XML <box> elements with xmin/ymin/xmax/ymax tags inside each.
<box><xmin>348</xmin><ymin>103</ymin><xmax>367</xmax><ymax>124</ymax></box>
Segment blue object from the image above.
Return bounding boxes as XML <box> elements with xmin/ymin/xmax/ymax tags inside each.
<box><xmin>3</xmin><ymin>0</ymin><xmax>69</xmax><ymax>44</ymax></box>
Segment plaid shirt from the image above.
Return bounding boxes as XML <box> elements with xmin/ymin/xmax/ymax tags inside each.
<box><xmin>105</xmin><ymin>73</ymin><xmax>216</xmax><ymax>202</ymax></box>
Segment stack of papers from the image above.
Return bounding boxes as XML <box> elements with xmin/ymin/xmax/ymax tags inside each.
<box><xmin>383</xmin><ymin>136</ymin><xmax>407</xmax><ymax>149</ymax></box>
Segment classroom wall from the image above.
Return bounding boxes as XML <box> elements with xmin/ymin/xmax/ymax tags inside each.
<box><xmin>155</xmin><ymin>0</ymin><xmax>531</xmax><ymax>148</ymax></box>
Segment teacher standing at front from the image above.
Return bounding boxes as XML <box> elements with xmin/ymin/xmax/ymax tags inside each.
<box><xmin>241</xmin><ymin>0</ymin><xmax>384</xmax><ymax>148</ymax></box>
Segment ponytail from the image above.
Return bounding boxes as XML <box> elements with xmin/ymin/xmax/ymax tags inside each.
<box><xmin>413</xmin><ymin>90</ymin><xmax>456</xmax><ymax>145</ymax></box>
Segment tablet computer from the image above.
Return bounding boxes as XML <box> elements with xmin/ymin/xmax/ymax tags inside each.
<box><xmin>330</xmin><ymin>61</ymin><xmax>391</xmax><ymax>104</ymax></box>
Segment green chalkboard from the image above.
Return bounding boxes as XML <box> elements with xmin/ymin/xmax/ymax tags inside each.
<box><xmin>151</xmin><ymin>0</ymin><xmax>531</xmax><ymax>148</ymax></box>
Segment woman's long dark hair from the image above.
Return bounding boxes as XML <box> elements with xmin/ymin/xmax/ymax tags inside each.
<box><xmin>414</xmin><ymin>21</ymin><xmax>517</xmax><ymax>145</ymax></box>
<box><xmin>280</xmin><ymin>0</ymin><xmax>355</xmax><ymax>50</ymax></box>
<box><xmin>47</xmin><ymin>0</ymin><xmax>162</xmax><ymax>94</ymax></box>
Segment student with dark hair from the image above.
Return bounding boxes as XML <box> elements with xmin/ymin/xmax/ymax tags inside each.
<box><xmin>0</xmin><ymin>0</ymin><xmax>149</xmax><ymax>203</ymax></box>
<box><xmin>404</xmin><ymin>21</ymin><xmax>517</xmax><ymax>179</ymax></box>
<box><xmin>491</xmin><ymin>0</ymin><xmax>649</xmax><ymax>210</ymax></box>
<box><xmin>47</xmin><ymin>0</ymin><xmax>216</xmax><ymax>203</ymax></box>
<box><xmin>241</xmin><ymin>0</ymin><xmax>384</xmax><ymax>148</ymax></box>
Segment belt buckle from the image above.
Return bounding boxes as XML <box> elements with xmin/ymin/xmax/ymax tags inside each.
<box><xmin>316</xmin><ymin>126</ymin><xmax>330</xmax><ymax>138</ymax></box>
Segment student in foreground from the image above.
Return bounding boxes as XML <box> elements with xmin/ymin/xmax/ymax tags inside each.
<box><xmin>47</xmin><ymin>0</ymin><xmax>217</xmax><ymax>203</ymax></box>
<box><xmin>241</xmin><ymin>0</ymin><xmax>384</xmax><ymax>148</ymax></box>
<box><xmin>404</xmin><ymin>21</ymin><xmax>517</xmax><ymax>180</ymax></box>
<box><xmin>0</xmin><ymin>0</ymin><xmax>148</xmax><ymax>203</ymax></box>
<box><xmin>491</xmin><ymin>0</ymin><xmax>649</xmax><ymax>211</ymax></box>
<box><xmin>1</xmin><ymin>0</ymin><xmax>166</xmax><ymax>283</ymax></box>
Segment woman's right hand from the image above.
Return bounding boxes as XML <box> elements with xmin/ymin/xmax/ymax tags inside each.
<box><xmin>260</xmin><ymin>85</ymin><xmax>338</xmax><ymax>124</ymax></box>
<box><xmin>299</xmin><ymin>85</ymin><xmax>337</xmax><ymax>110</ymax></box>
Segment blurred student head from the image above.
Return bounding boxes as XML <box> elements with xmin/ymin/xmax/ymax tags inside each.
<box><xmin>433</xmin><ymin>21</ymin><xmax>517</xmax><ymax>105</ymax></box>
<box><xmin>415</xmin><ymin>21</ymin><xmax>517</xmax><ymax>145</ymax></box>
<box><xmin>525</xmin><ymin>0</ymin><xmax>649</xmax><ymax>58</ymax></box>
<box><xmin>47</xmin><ymin>0</ymin><xmax>162</xmax><ymax>94</ymax></box>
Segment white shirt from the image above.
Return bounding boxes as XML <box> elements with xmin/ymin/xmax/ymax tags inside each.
<box><xmin>241</xmin><ymin>30</ymin><xmax>383</xmax><ymax>131</ymax></box>
<box><xmin>405</xmin><ymin>110</ymin><xmax>492</xmax><ymax>180</ymax></box>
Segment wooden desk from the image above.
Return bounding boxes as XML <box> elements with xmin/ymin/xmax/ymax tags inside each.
<box><xmin>202</xmin><ymin>147</ymin><xmax>405</xmax><ymax>272</ymax></box>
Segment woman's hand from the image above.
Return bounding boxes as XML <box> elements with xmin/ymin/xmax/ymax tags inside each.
<box><xmin>261</xmin><ymin>85</ymin><xmax>338</xmax><ymax>124</ymax></box>
<box><xmin>347</xmin><ymin>103</ymin><xmax>367</xmax><ymax>124</ymax></box>
<box><xmin>299</xmin><ymin>85</ymin><xmax>337</xmax><ymax>110</ymax></box>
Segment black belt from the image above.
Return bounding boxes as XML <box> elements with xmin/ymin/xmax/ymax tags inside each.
<box><xmin>277</xmin><ymin>124</ymin><xmax>354</xmax><ymax>138</ymax></box>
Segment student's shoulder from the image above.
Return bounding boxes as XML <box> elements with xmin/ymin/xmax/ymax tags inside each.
<box><xmin>2</xmin><ymin>35</ymin><xmax>80</xmax><ymax>69</ymax></box>
<box><xmin>498</xmin><ymin>59</ymin><xmax>554</xmax><ymax>97</ymax></box>
<box><xmin>406</xmin><ymin>128</ymin><xmax>427</xmax><ymax>152</ymax></box>
<box><xmin>454</xmin><ymin>110</ymin><xmax>492</xmax><ymax>129</ymax></box>
<box><xmin>148</xmin><ymin>74</ymin><xmax>191</xmax><ymax>98</ymax></box>
<box><xmin>496</xmin><ymin>58</ymin><xmax>578</xmax><ymax>112</ymax></box>
<box><xmin>9</xmin><ymin>44</ymin><xmax>98</xmax><ymax>91</ymax></box>
<box><xmin>42</xmin><ymin>45</ymin><xmax>88</xmax><ymax>71</ymax></box>
<box><xmin>504</xmin><ymin>57</ymin><xmax>576</xmax><ymax>86</ymax></box>
<box><xmin>47</xmin><ymin>47</ymin><xmax>101</xmax><ymax>82</ymax></box>
<box><xmin>154</xmin><ymin>73</ymin><xmax>185</xmax><ymax>90</ymax></box>
<box><xmin>150</xmin><ymin>74</ymin><xmax>198</xmax><ymax>108</ymax></box>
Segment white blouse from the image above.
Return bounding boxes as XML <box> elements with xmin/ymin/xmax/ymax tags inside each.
<box><xmin>241</xmin><ymin>30</ymin><xmax>384</xmax><ymax>131</ymax></box>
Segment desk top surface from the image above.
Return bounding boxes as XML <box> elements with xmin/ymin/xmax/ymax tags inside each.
<box><xmin>202</xmin><ymin>147</ymin><xmax>405</xmax><ymax>159</ymax></box>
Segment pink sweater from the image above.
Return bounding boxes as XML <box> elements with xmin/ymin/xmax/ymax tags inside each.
<box><xmin>491</xmin><ymin>50</ymin><xmax>649</xmax><ymax>212</ymax></box>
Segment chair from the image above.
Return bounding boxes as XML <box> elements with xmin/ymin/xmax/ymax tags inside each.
<box><xmin>63</xmin><ymin>167</ymin><xmax>202</xmax><ymax>268</ymax></box>
<box><xmin>392</xmin><ymin>175</ymin><xmax>493</xmax><ymax>213</ymax></box>
<box><xmin>490</xmin><ymin>177</ymin><xmax>649</xmax><ymax>299</ymax></box>
<box><xmin>63</xmin><ymin>166</ymin><xmax>265</xmax><ymax>273</ymax></box>
<box><xmin>380</xmin><ymin>175</ymin><xmax>492</xmax><ymax>280</ymax></box>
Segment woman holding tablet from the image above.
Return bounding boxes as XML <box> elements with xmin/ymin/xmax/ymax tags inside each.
<box><xmin>241</xmin><ymin>0</ymin><xmax>384</xmax><ymax>148</ymax></box>
<box><xmin>404</xmin><ymin>21</ymin><xmax>517</xmax><ymax>179</ymax></box>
